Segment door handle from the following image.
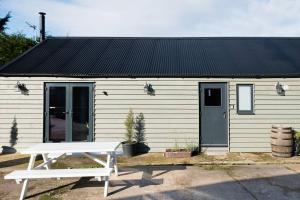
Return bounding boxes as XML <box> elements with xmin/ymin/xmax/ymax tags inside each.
<box><xmin>223</xmin><ymin>111</ymin><xmax>226</xmax><ymax>119</ymax></box>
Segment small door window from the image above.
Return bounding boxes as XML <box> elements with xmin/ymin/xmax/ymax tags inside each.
<box><xmin>204</xmin><ymin>88</ymin><xmax>221</xmax><ymax>106</ymax></box>
<box><xmin>237</xmin><ymin>84</ymin><xmax>254</xmax><ymax>114</ymax></box>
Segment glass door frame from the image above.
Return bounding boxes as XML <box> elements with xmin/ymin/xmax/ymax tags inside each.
<box><xmin>44</xmin><ymin>82</ymin><xmax>94</xmax><ymax>142</ymax></box>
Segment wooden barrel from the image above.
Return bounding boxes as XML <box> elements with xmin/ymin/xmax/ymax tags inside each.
<box><xmin>271</xmin><ymin>125</ymin><xmax>293</xmax><ymax>158</ymax></box>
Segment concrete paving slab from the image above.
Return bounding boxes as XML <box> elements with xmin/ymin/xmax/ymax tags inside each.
<box><xmin>107</xmin><ymin>166</ymin><xmax>255</xmax><ymax>200</ymax></box>
<box><xmin>229</xmin><ymin>165</ymin><xmax>300</xmax><ymax>200</ymax></box>
<box><xmin>285</xmin><ymin>164</ymin><xmax>300</xmax><ymax>173</ymax></box>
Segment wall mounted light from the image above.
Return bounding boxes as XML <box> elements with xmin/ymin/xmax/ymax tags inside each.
<box><xmin>16</xmin><ymin>81</ymin><xmax>29</xmax><ymax>95</ymax></box>
<box><xmin>144</xmin><ymin>82</ymin><xmax>155</xmax><ymax>96</ymax></box>
<box><xmin>276</xmin><ymin>82</ymin><xmax>288</xmax><ymax>96</ymax></box>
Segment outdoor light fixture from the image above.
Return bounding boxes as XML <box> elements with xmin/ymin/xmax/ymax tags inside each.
<box><xmin>276</xmin><ymin>82</ymin><xmax>288</xmax><ymax>96</ymax></box>
<box><xmin>102</xmin><ymin>91</ymin><xmax>108</xmax><ymax>96</ymax></box>
<box><xmin>144</xmin><ymin>82</ymin><xmax>155</xmax><ymax>96</ymax></box>
<box><xmin>16</xmin><ymin>81</ymin><xmax>29</xmax><ymax>95</ymax></box>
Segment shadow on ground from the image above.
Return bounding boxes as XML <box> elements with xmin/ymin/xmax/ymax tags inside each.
<box><xmin>0</xmin><ymin>157</ymin><xmax>30</xmax><ymax>169</ymax></box>
<box><xmin>24</xmin><ymin>165</ymin><xmax>186</xmax><ymax>199</ymax></box>
<box><xmin>113</xmin><ymin>166</ymin><xmax>300</xmax><ymax>200</ymax></box>
<box><xmin>0</xmin><ymin>156</ymin><xmax>43</xmax><ymax>169</ymax></box>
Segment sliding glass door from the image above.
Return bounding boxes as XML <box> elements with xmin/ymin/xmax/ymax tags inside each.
<box><xmin>44</xmin><ymin>83</ymin><xmax>94</xmax><ymax>142</ymax></box>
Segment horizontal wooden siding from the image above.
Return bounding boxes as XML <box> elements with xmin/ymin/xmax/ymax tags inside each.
<box><xmin>0</xmin><ymin>77</ymin><xmax>299</xmax><ymax>152</ymax></box>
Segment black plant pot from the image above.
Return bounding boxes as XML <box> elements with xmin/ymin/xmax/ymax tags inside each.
<box><xmin>122</xmin><ymin>142</ymin><xmax>136</xmax><ymax>157</ymax></box>
<box><xmin>1</xmin><ymin>146</ymin><xmax>16</xmax><ymax>154</ymax></box>
<box><xmin>135</xmin><ymin>143</ymin><xmax>150</xmax><ymax>155</ymax></box>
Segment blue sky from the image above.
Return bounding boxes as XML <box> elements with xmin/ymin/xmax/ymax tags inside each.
<box><xmin>1</xmin><ymin>0</ymin><xmax>300</xmax><ymax>38</ymax></box>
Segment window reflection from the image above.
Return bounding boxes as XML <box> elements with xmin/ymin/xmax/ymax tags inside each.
<box><xmin>72</xmin><ymin>87</ymin><xmax>89</xmax><ymax>141</ymax></box>
<box><xmin>204</xmin><ymin>88</ymin><xmax>221</xmax><ymax>106</ymax></box>
<box><xmin>49</xmin><ymin>87</ymin><xmax>66</xmax><ymax>142</ymax></box>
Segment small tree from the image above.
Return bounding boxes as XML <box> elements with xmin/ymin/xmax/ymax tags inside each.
<box><xmin>124</xmin><ymin>109</ymin><xmax>135</xmax><ymax>143</ymax></box>
<box><xmin>295</xmin><ymin>131</ymin><xmax>300</xmax><ymax>156</ymax></box>
<box><xmin>134</xmin><ymin>113</ymin><xmax>146</xmax><ymax>143</ymax></box>
<box><xmin>0</xmin><ymin>33</ymin><xmax>37</xmax><ymax>65</ymax></box>
<box><xmin>0</xmin><ymin>12</ymin><xmax>37</xmax><ymax>65</ymax></box>
<box><xmin>0</xmin><ymin>12</ymin><xmax>11</xmax><ymax>33</ymax></box>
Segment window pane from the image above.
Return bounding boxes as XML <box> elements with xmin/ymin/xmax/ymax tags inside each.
<box><xmin>72</xmin><ymin>87</ymin><xmax>89</xmax><ymax>141</ymax></box>
<box><xmin>49</xmin><ymin>87</ymin><xmax>66</xmax><ymax>142</ymax></box>
<box><xmin>205</xmin><ymin>88</ymin><xmax>221</xmax><ymax>106</ymax></box>
<box><xmin>238</xmin><ymin>86</ymin><xmax>251</xmax><ymax>111</ymax></box>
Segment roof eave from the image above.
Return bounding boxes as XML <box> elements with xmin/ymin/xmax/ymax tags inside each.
<box><xmin>0</xmin><ymin>73</ymin><xmax>300</xmax><ymax>79</ymax></box>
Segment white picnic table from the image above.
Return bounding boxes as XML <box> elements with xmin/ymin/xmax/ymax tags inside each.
<box><xmin>5</xmin><ymin>142</ymin><xmax>121</xmax><ymax>199</ymax></box>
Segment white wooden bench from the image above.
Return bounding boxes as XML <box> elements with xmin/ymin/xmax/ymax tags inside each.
<box><xmin>5</xmin><ymin>168</ymin><xmax>112</xmax><ymax>197</ymax></box>
<box><xmin>5</xmin><ymin>142</ymin><xmax>121</xmax><ymax>200</ymax></box>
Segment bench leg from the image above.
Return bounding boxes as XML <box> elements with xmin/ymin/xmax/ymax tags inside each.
<box><xmin>20</xmin><ymin>179</ymin><xmax>29</xmax><ymax>200</ymax></box>
<box><xmin>20</xmin><ymin>154</ymin><xmax>36</xmax><ymax>200</ymax></box>
<box><xmin>104</xmin><ymin>176</ymin><xmax>109</xmax><ymax>197</ymax></box>
<box><xmin>106</xmin><ymin>153</ymin><xmax>111</xmax><ymax>168</ymax></box>
<box><xmin>112</xmin><ymin>153</ymin><xmax>118</xmax><ymax>176</ymax></box>
<box><xmin>42</xmin><ymin>153</ymin><xmax>51</xmax><ymax>169</ymax></box>
<box><xmin>114</xmin><ymin>164</ymin><xmax>118</xmax><ymax>176</ymax></box>
<box><xmin>104</xmin><ymin>153</ymin><xmax>111</xmax><ymax>197</ymax></box>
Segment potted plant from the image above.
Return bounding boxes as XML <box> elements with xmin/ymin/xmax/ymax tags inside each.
<box><xmin>294</xmin><ymin>131</ymin><xmax>300</xmax><ymax>156</ymax></box>
<box><xmin>134</xmin><ymin>113</ymin><xmax>149</xmax><ymax>154</ymax></box>
<box><xmin>122</xmin><ymin>109</ymin><xmax>136</xmax><ymax>157</ymax></box>
<box><xmin>165</xmin><ymin>141</ymin><xmax>197</xmax><ymax>158</ymax></box>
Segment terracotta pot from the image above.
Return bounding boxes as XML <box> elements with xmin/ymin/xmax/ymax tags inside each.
<box><xmin>164</xmin><ymin>149</ymin><xmax>192</xmax><ymax>158</ymax></box>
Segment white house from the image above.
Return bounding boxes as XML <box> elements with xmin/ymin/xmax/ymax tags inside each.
<box><xmin>0</xmin><ymin>37</ymin><xmax>299</xmax><ymax>153</ymax></box>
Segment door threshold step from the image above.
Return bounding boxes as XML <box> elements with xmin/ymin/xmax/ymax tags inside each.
<box><xmin>201</xmin><ymin>147</ymin><xmax>229</xmax><ymax>156</ymax></box>
<box><xmin>204</xmin><ymin>151</ymin><xmax>228</xmax><ymax>156</ymax></box>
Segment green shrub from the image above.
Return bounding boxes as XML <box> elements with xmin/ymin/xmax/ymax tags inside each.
<box><xmin>134</xmin><ymin>113</ymin><xmax>146</xmax><ymax>143</ymax></box>
<box><xmin>185</xmin><ymin>142</ymin><xmax>198</xmax><ymax>152</ymax></box>
<box><xmin>124</xmin><ymin>109</ymin><xmax>135</xmax><ymax>143</ymax></box>
<box><xmin>295</xmin><ymin>131</ymin><xmax>300</xmax><ymax>155</ymax></box>
<box><xmin>168</xmin><ymin>140</ymin><xmax>198</xmax><ymax>152</ymax></box>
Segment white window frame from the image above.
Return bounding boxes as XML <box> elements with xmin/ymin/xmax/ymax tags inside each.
<box><xmin>236</xmin><ymin>84</ymin><xmax>254</xmax><ymax>115</ymax></box>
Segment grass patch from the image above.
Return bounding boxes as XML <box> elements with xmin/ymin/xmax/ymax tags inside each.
<box><xmin>51</xmin><ymin>156</ymin><xmax>102</xmax><ymax>169</ymax></box>
<box><xmin>200</xmin><ymin>165</ymin><xmax>234</xmax><ymax>171</ymax></box>
<box><xmin>255</xmin><ymin>153</ymin><xmax>274</xmax><ymax>162</ymax></box>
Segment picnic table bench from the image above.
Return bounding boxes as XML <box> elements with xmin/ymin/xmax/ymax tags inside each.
<box><xmin>4</xmin><ymin>142</ymin><xmax>121</xmax><ymax>199</ymax></box>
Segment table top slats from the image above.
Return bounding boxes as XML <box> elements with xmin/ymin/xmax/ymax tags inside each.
<box><xmin>5</xmin><ymin>168</ymin><xmax>112</xmax><ymax>179</ymax></box>
<box><xmin>20</xmin><ymin>142</ymin><xmax>121</xmax><ymax>154</ymax></box>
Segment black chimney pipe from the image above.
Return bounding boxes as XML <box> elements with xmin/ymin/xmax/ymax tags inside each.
<box><xmin>39</xmin><ymin>12</ymin><xmax>46</xmax><ymax>42</ymax></box>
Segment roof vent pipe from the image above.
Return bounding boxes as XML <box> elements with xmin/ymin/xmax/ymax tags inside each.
<box><xmin>39</xmin><ymin>12</ymin><xmax>46</xmax><ymax>42</ymax></box>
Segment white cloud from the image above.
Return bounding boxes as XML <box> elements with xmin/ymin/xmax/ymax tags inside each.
<box><xmin>1</xmin><ymin>0</ymin><xmax>300</xmax><ymax>37</ymax></box>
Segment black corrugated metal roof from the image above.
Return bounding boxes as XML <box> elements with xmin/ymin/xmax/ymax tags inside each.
<box><xmin>1</xmin><ymin>37</ymin><xmax>300</xmax><ymax>78</ymax></box>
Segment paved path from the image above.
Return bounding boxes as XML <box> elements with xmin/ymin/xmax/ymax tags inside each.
<box><xmin>1</xmin><ymin>164</ymin><xmax>300</xmax><ymax>199</ymax></box>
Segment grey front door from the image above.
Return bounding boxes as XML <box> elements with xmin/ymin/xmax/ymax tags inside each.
<box><xmin>44</xmin><ymin>83</ymin><xmax>94</xmax><ymax>142</ymax></box>
<box><xmin>200</xmin><ymin>83</ymin><xmax>228</xmax><ymax>147</ymax></box>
